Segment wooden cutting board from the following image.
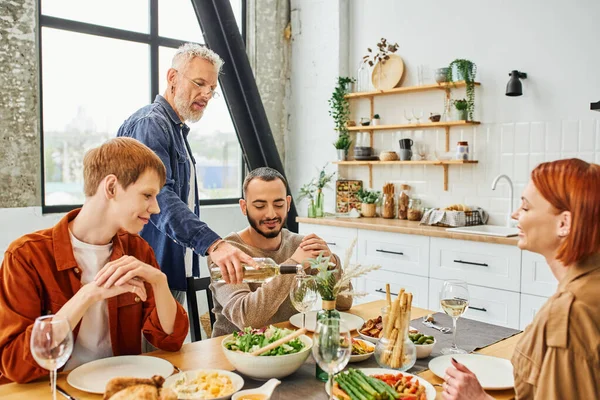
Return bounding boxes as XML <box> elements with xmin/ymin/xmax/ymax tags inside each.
<box><xmin>371</xmin><ymin>54</ymin><xmax>405</xmax><ymax>90</ymax></box>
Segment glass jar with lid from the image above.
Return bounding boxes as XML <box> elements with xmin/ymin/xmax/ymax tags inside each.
<box><xmin>407</xmin><ymin>198</ymin><xmax>423</xmax><ymax>221</ymax></box>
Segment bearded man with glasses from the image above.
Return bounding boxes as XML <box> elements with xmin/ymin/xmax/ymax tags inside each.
<box><xmin>117</xmin><ymin>43</ymin><xmax>254</xmax><ymax>326</ymax></box>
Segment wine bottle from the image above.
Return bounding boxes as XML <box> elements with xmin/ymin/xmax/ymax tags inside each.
<box><xmin>210</xmin><ymin>257</ymin><xmax>303</xmax><ymax>283</ymax></box>
<box><xmin>315</xmin><ymin>299</ymin><xmax>340</xmax><ymax>382</ymax></box>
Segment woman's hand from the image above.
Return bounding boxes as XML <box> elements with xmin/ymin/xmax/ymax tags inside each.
<box><xmin>442</xmin><ymin>358</ymin><xmax>493</xmax><ymax>400</ymax></box>
<box><xmin>94</xmin><ymin>255</ymin><xmax>167</xmax><ymax>289</ymax></box>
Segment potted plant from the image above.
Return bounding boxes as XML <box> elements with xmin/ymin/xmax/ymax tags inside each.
<box><xmin>446</xmin><ymin>59</ymin><xmax>477</xmax><ymax>121</ymax></box>
<box><xmin>328</xmin><ymin>77</ymin><xmax>356</xmax><ymax>135</ymax></box>
<box><xmin>453</xmin><ymin>98</ymin><xmax>468</xmax><ymax>121</ymax></box>
<box><xmin>333</xmin><ymin>134</ymin><xmax>352</xmax><ymax>161</ymax></box>
<box><xmin>356</xmin><ymin>188</ymin><xmax>381</xmax><ymax>217</ymax></box>
<box><xmin>372</xmin><ymin>114</ymin><xmax>381</xmax><ymax>126</ymax></box>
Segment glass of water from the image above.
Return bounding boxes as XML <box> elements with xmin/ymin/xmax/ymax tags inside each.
<box><xmin>30</xmin><ymin>315</ymin><xmax>74</xmax><ymax>400</ymax></box>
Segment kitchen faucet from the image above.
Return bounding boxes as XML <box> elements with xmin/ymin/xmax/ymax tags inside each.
<box><xmin>491</xmin><ymin>174</ymin><xmax>514</xmax><ymax>227</ymax></box>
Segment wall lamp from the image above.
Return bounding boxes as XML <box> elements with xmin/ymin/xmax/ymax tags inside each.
<box><xmin>506</xmin><ymin>70</ymin><xmax>527</xmax><ymax>96</ymax></box>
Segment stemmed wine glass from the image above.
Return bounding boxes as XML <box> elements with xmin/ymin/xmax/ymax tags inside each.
<box><xmin>403</xmin><ymin>109</ymin><xmax>413</xmax><ymax>124</ymax></box>
<box><xmin>30</xmin><ymin>315</ymin><xmax>74</xmax><ymax>400</ymax></box>
<box><xmin>313</xmin><ymin>318</ymin><xmax>352</xmax><ymax>400</ymax></box>
<box><xmin>412</xmin><ymin>108</ymin><xmax>424</xmax><ymax>124</ymax></box>
<box><xmin>289</xmin><ymin>275</ymin><xmax>318</xmax><ymax>328</ymax></box>
<box><xmin>439</xmin><ymin>280</ymin><xmax>470</xmax><ymax>354</ymax></box>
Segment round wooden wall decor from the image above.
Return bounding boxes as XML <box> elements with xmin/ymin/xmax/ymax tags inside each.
<box><xmin>371</xmin><ymin>54</ymin><xmax>405</xmax><ymax>90</ymax></box>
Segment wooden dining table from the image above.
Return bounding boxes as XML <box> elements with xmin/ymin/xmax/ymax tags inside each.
<box><xmin>0</xmin><ymin>300</ymin><xmax>521</xmax><ymax>399</ymax></box>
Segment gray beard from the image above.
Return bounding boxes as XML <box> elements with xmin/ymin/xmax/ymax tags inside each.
<box><xmin>174</xmin><ymin>92</ymin><xmax>204</xmax><ymax>123</ymax></box>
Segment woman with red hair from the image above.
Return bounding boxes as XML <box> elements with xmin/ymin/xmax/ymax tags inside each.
<box><xmin>442</xmin><ymin>158</ymin><xmax>600</xmax><ymax>400</ymax></box>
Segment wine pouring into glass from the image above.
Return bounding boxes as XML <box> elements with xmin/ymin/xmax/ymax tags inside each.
<box><xmin>312</xmin><ymin>318</ymin><xmax>352</xmax><ymax>400</ymax></box>
<box><xmin>289</xmin><ymin>275</ymin><xmax>318</xmax><ymax>328</ymax></box>
<box><xmin>439</xmin><ymin>280</ymin><xmax>470</xmax><ymax>354</ymax></box>
<box><xmin>30</xmin><ymin>315</ymin><xmax>74</xmax><ymax>400</ymax></box>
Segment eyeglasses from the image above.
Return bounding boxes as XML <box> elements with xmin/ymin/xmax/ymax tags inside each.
<box><xmin>174</xmin><ymin>70</ymin><xmax>220</xmax><ymax>99</ymax></box>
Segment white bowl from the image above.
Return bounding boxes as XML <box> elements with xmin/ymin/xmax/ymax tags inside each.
<box><xmin>349</xmin><ymin>338</ymin><xmax>375</xmax><ymax>363</ymax></box>
<box><xmin>357</xmin><ymin>330</ymin><xmax>380</xmax><ymax>344</ymax></box>
<box><xmin>415</xmin><ymin>338</ymin><xmax>436</xmax><ymax>359</ymax></box>
<box><xmin>221</xmin><ymin>334</ymin><xmax>312</xmax><ymax>380</ymax></box>
<box><xmin>163</xmin><ymin>369</ymin><xmax>244</xmax><ymax>400</ymax></box>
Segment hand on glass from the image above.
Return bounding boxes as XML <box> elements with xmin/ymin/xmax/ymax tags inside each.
<box><xmin>94</xmin><ymin>255</ymin><xmax>166</xmax><ymax>290</ymax></box>
<box><xmin>209</xmin><ymin>241</ymin><xmax>256</xmax><ymax>284</ymax></box>
<box><xmin>442</xmin><ymin>358</ymin><xmax>493</xmax><ymax>400</ymax></box>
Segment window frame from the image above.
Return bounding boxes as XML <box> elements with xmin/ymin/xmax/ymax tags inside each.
<box><xmin>38</xmin><ymin>0</ymin><xmax>246</xmax><ymax>214</ymax></box>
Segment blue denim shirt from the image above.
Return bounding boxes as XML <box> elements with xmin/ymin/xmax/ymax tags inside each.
<box><xmin>117</xmin><ymin>95</ymin><xmax>221</xmax><ymax>290</ymax></box>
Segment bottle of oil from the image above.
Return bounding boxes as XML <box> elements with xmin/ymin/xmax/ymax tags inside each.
<box><xmin>210</xmin><ymin>257</ymin><xmax>303</xmax><ymax>283</ymax></box>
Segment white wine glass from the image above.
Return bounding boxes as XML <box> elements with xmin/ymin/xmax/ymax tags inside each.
<box><xmin>313</xmin><ymin>318</ymin><xmax>351</xmax><ymax>400</ymax></box>
<box><xmin>30</xmin><ymin>315</ymin><xmax>74</xmax><ymax>400</ymax></box>
<box><xmin>403</xmin><ymin>108</ymin><xmax>413</xmax><ymax>124</ymax></box>
<box><xmin>440</xmin><ymin>280</ymin><xmax>470</xmax><ymax>354</ymax></box>
<box><xmin>413</xmin><ymin>108</ymin><xmax>424</xmax><ymax>124</ymax></box>
<box><xmin>289</xmin><ymin>275</ymin><xmax>318</xmax><ymax>328</ymax></box>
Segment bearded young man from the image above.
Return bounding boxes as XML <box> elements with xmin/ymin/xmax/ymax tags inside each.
<box><xmin>208</xmin><ymin>167</ymin><xmax>352</xmax><ymax>337</ymax></box>
<box><xmin>117</xmin><ymin>43</ymin><xmax>254</xmax><ymax>305</ymax></box>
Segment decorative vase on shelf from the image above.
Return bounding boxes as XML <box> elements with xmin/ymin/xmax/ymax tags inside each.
<box><xmin>356</xmin><ymin>63</ymin><xmax>370</xmax><ymax>92</ymax></box>
<box><xmin>336</xmin><ymin>149</ymin><xmax>348</xmax><ymax>161</ymax></box>
<box><xmin>315</xmin><ymin>189</ymin><xmax>324</xmax><ymax>217</ymax></box>
<box><xmin>456</xmin><ymin>109</ymin><xmax>468</xmax><ymax>121</ymax></box>
<box><xmin>315</xmin><ymin>299</ymin><xmax>340</xmax><ymax>382</ymax></box>
<box><xmin>307</xmin><ymin>199</ymin><xmax>316</xmax><ymax>218</ymax></box>
<box><xmin>361</xmin><ymin>203</ymin><xmax>377</xmax><ymax>217</ymax></box>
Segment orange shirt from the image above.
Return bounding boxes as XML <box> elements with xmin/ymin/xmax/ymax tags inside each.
<box><xmin>0</xmin><ymin>209</ymin><xmax>189</xmax><ymax>384</ymax></box>
<box><xmin>511</xmin><ymin>253</ymin><xmax>600</xmax><ymax>399</ymax></box>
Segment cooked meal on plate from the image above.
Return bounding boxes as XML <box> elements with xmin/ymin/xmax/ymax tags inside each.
<box><xmin>351</xmin><ymin>338</ymin><xmax>374</xmax><ymax>355</ymax></box>
<box><xmin>224</xmin><ymin>326</ymin><xmax>305</xmax><ymax>355</ymax></box>
<box><xmin>333</xmin><ymin>369</ymin><xmax>427</xmax><ymax>400</ymax></box>
<box><xmin>168</xmin><ymin>371</ymin><xmax>235</xmax><ymax>399</ymax></box>
<box><xmin>359</xmin><ymin>316</ymin><xmax>383</xmax><ymax>339</ymax></box>
<box><xmin>103</xmin><ymin>375</ymin><xmax>176</xmax><ymax>400</ymax></box>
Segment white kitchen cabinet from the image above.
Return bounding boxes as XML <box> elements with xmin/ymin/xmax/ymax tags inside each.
<box><xmin>363</xmin><ymin>270</ymin><xmax>429</xmax><ymax>309</ymax></box>
<box><xmin>429</xmin><ymin>278</ymin><xmax>521</xmax><ymax>330</ymax></box>
<box><xmin>357</xmin><ymin>230</ymin><xmax>430</xmax><ymax>278</ymax></box>
<box><xmin>430</xmin><ymin>238</ymin><xmax>521</xmax><ymax>292</ymax></box>
<box><xmin>521</xmin><ymin>251</ymin><xmax>557</xmax><ymax>297</ymax></box>
<box><xmin>519</xmin><ymin>293</ymin><xmax>549</xmax><ymax>330</ymax></box>
<box><xmin>298</xmin><ymin>224</ymin><xmax>358</xmax><ymax>263</ymax></box>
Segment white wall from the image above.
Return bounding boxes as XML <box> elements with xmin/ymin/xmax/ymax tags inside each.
<box><xmin>0</xmin><ymin>205</ymin><xmax>248</xmax><ymax>275</ymax></box>
<box><xmin>288</xmin><ymin>0</ymin><xmax>600</xmax><ymax>225</ymax></box>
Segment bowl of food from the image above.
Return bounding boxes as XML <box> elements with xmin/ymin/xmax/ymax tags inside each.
<box><xmin>350</xmin><ymin>338</ymin><xmax>375</xmax><ymax>363</ymax></box>
<box><xmin>358</xmin><ymin>316</ymin><xmax>383</xmax><ymax>343</ymax></box>
<box><xmin>163</xmin><ymin>369</ymin><xmax>244</xmax><ymax>400</ymax></box>
<box><xmin>221</xmin><ymin>326</ymin><xmax>312</xmax><ymax>380</ymax></box>
<box><xmin>409</xmin><ymin>332</ymin><xmax>436</xmax><ymax>359</ymax></box>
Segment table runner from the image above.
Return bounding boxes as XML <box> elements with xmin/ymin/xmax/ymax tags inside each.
<box><xmin>241</xmin><ymin>313</ymin><xmax>520</xmax><ymax>398</ymax></box>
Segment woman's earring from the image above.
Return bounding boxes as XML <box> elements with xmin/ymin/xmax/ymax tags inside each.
<box><xmin>559</xmin><ymin>230</ymin><xmax>570</xmax><ymax>237</ymax></box>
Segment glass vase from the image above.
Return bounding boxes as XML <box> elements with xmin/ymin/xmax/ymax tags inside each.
<box><xmin>373</xmin><ymin>304</ymin><xmax>416</xmax><ymax>371</ymax></box>
<box><xmin>356</xmin><ymin>62</ymin><xmax>370</xmax><ymax>92</ymax></box>
<box><xmin>315</xmin><ymin>189</ymin><xmax>324</xmax><ymax>218</ymax></box>
<box><xmin>315</xmin><ymin>299</ymin><xmax>340</xmax><ymax>382</ymax></box>
<box><xmin>307</xmin><ymin>199</ymin><xmax>316</xmax><ymax>218</ymax></box>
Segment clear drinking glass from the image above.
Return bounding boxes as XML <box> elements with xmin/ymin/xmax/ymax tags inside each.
<box><xmin>289</xmin><ymin>275</ymin><xmax>318</xmax><ymax>328</ymax></box>
<box><xmin>30</xmin><ymin>315</ymin><xmax>74</xmax><ymax>400</ymax></box>
<box><xmin>412</xmin><ymin>108</ymin><xmax>424</xmax><ymax>124</ymax></box>
<box><xmin>439</xmin><ymin>280</ymin><xmax>470</xmax><ymax>354</ymax></box>
<box><xmin>403</xmin><ymin>109</ymin><xmax>413</xmax><ymax>124</ymax></box>
<box><xmin>313</xmin><ymin>318</ymin><xmax>352</xmax><ymax>400</ymax></box>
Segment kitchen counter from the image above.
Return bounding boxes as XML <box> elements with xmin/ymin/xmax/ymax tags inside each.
<box><xmin>296</xmin><ymin>216</ymin><xmax>519</xmax><ymax>246</ymax></box>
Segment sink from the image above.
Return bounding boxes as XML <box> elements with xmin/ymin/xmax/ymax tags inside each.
<box><xmin>446</xmin><ymin>225</ymin><xmax>519</xmax><ymax>237</ymax></box>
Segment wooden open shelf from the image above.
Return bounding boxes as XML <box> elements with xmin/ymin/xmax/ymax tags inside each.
<box><xmin>347</xmin><ymin>120</ymin><xmax>480</xmax><ymax>132</ymax></box>
<box><xmin>345</xmin><ymin>81</ymin><xmax>481</xmax><ymax>99</ymax></box>
<box><xmin>334</xmin><ymin>160</ymin><xmax>479</xmax><ymax>191</ymax></box>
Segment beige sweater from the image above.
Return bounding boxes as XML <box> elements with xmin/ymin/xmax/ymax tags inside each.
<box><xmin>209</xmin><ymin>229</ymin><xmax>352</xmax><ymax>337</ymax></box>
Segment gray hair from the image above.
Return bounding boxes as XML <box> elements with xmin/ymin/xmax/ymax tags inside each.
<box><xmin>171</xmin><ymin>43</ymin><xmax>224</xmax><ymax>74</ymax></box>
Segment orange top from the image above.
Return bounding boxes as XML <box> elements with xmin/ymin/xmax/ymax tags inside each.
<box><xmin>0</xmin><ymin>209</ymin><xmax>189</xmax><ymax>384</ymax></box>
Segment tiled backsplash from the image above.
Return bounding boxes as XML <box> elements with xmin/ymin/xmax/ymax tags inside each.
<box><xmin>337</xmin><ymin>119</ymin><xmax>600</xmax><ymax>226</ymax></box>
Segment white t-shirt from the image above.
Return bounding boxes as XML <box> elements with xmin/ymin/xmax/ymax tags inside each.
<box><xmin>64</xmin><ymin>231</ymin><xmax>113</xmax><ymax>370</ymax></box>
<box><xmin>182</xmin><ymin>128</ymin><xmax>196</xmax><ymax>278</ymax></box>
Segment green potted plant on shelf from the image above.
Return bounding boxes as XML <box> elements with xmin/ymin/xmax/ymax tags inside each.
<box><xmin>333</xmin><ymin>134</ymin><xmax>352</xmax><ymax>161</ymax></box>
<box><xmin>446</xmin><ymin>59</ymin><xmax>477</xmax><ymax>121</ymax></box>
<box><xmin>328</xmin><ymin>76</ymin><xmax>356</xmax><ymax>135</ymax></box>
<box><xmin>300</xmin><ymin>165</ymin><xmax>336</xmax><ymax>218</ymax></box>
<box><xmin>372</xmin><ymin>113</ymin><xmax>381</xmax><ymax>126</ymax></box>
<box><xmin>453</xmin><ymin>98</ymin><xmax>469</xmax><ymax>121</ymax></box>
<box><xmin>356</xmin><ymin>188</ymin><xmax>381</xmax><ymax>218</ymax></box>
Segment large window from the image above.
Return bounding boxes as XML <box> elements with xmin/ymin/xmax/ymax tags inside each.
<box><xmin>40</xmin><ymin>0</ymin><xmax>245</xmax><ymax>212</ymax></box>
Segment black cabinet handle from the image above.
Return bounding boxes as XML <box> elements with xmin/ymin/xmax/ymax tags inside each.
<box><xmin>326</xmin><ymin>242</ymin><xmax>337</xmax><ymax>246</ymax></box>
<box><xmin>376</xmin><ymin>249</ymin><xmax>404</xmax><ymax>256</ymax></box>
<box><xmin>470</xmin><ymin>306</ymin><xmax>487</xmax><ymax>312</ymax></box>
<box><xmin>453</xmin><ymin>259</ymin><xmax>488</xmax><ymax>267</ymax></box>
<box><xmin>376</xmin><ymin>288</ymin><xmax>398</xmax><ymax>296</ymax></box>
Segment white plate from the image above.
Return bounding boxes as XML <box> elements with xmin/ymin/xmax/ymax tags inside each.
<box><xmin>349</xmin><ymin>338</ymin><xmax>375</xmax><ymax>363</ymax></box>
<box><xmin>428</xmin><ymin>354</ymin><xmax>514</xmax><ymax>390</ymax></box>
<box><xmin>357</xmin><ymin>326</ymin><xmax>418</xmax><ymax>344</ymax></box>
<box><xmin>164</xmin><ymin>369</ymin><xmax>245</xmax><ymax>400</ymax></box>
<box><xmin>326</xmin><ymin>367</ymin><xmax>436</xmax><ymax>400</ymax></box>
<box><xmin>289</xmin><ymin>311</ymin><xmax>364</xmax><ymax>332</ymax></box>
<box><xmin>67</xmin><ymin>355</ymin><xmax>174</xmax><ymax>394</ymax></box>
